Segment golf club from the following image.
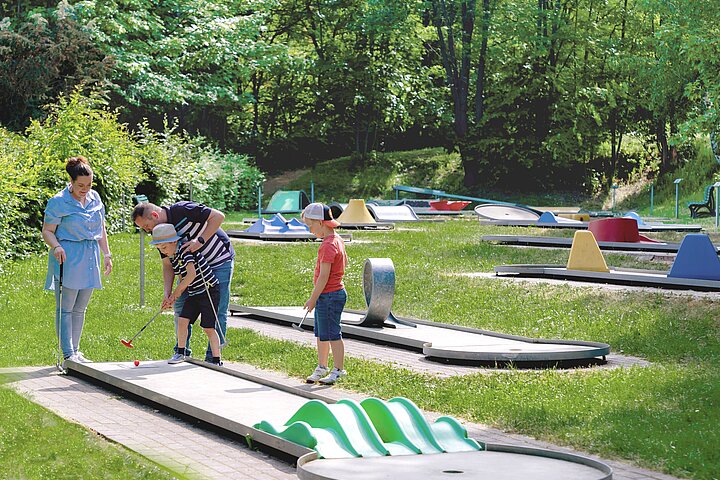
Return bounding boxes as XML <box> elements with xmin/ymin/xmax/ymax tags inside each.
<box><xmin>292</xmin><ymin>309</ymin><xmax>310</xmax><ymax>332</ymax></box>
<box><xmin>194</xmin><ymin>252</ymin><xmax>227</xmax><ymax>347</ymax></box>
<box><xmin>120</xmin><ymin>309</ymin><xmax>164</xmax><ymax>348</ymax></box>
<box><xmin>54</xmin><ymin>263</ymin><xmax>64</xmax><ymax>373</ymax></box>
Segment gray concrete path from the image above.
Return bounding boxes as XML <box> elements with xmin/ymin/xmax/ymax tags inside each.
<box><xmin>3</xmin><ymin>366</ymin><xmax>296</xmax><ymax>480</ymax></box>
<box><xmin>2</xmin><ymin>321</ymin><xmax>681</xmax><ymax>480</ymax></box>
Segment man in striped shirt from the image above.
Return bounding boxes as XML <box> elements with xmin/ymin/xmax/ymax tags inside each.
<box><xmin>150</xmin><ymin>223</ymin><xmax>223</xmax><ymax>365</ymax></box>
<box><xmin>132</xmin><ymin>201</ymin><xmax>235</xmax><ymax>361</ymax></box>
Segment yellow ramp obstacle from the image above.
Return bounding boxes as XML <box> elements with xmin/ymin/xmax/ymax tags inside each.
<box><xmin>566</xmin><ymin>231</ymin><xmax>609</xmax><ymax>272</ymax></box>
<box><xmin>338</xmin><ymin>199</ymin><xmax>377</xmax><ymax>225</ymax></box>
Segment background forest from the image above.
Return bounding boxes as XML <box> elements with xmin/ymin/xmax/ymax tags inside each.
<box><xmin>2</xmin><ymin>0</ymin><xmax>719</xmax><ymax>184</ymax></box>
<box><xmin>1</xmin><ymin>0</ymin><xmax>720</xmax><ymax>264</ymax></box>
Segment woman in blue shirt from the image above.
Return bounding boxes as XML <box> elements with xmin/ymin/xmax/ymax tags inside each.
<box><xmin>42</xmin><ymin>156</ymin><xmax>113</xmax><ymax>367</ymax></box>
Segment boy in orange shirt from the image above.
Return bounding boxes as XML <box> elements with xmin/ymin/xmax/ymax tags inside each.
<box><xmin>301</xmin><ymin>203</ymin><xmax>348</xmax><ymax>384</ymax></box>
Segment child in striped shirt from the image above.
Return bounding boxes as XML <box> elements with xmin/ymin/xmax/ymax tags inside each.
<box><xmin>151</xmin><ymin>223</ymin><xmax>223</xmax><ymax>365</ymax></box>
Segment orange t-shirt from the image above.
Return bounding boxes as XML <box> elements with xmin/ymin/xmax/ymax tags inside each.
<box><xmin>314</xmin><ymin>234</ymin><xmax>347</xmax><ymax>293</ymax></box>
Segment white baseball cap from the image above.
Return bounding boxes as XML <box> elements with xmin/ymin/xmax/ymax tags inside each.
<box><xmin>150</xmin><ymin>223</ymin><xmax>181</xmax><ymax>244</ymax></box>
<box><xmin>301</xmin><ymin>203</ymin><xmax>340</xmax><ymax>228</ymax></box>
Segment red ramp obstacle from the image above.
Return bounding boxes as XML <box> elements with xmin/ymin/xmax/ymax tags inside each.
<box><xmin>429</xmin><ymin>200</ymin><xmax>471</xmax><ymax>211</ymax></box>
<box><xmin>587</xmin><ymin>218</ymin><xmax>659</xmax><ymax>243</ymax></box>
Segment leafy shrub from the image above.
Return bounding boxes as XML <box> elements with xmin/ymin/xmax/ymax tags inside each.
<box><xmin>134</xmin><ymin>122</ymin><xmax>263</xmax><ymax>210</ymax></box>
<box><xmin>0</xmin><ymin>91</ymin><xmax>263</xmax><ymax>265</ymax></box>
<box><xmin>0</xmin><ymin>128</ymin><xmax>44</xmax><ymax>271</ymax></box>
<box><xmin>24</xmin><ymin>90</ymin><xmax>143</xmax><ymax>234</ymax></box>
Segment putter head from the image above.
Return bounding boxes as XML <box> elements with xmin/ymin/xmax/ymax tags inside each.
<box><xmin>120</xmin><ymin>339</ymin><xmax>134</xmax><ymax>348</ymax></box>
<box><xmin>292</xmin><ymin>310</ymin><xmax>310</xmax><ymax>331</ymax></box>
<box><xmin>55</xmin><ymin>360</ymin><xmax>66</xmax><ymax>374</ymax></box>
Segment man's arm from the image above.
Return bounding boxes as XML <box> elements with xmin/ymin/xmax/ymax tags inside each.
<box><xmin>182</xmin><ymin>207</ymin><xmax>225</xmax><ymax>253</ymax></box>
<box><xmin>198</xmin><ymin>208</ymin><xmax>225</xmax><ymax>241</ymax></box>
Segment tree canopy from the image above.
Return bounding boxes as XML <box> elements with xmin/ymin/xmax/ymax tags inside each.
<box><xmin>1</xmin><ymin>0</ymin><xmax>719</xmax><ymax>189</ymax></box>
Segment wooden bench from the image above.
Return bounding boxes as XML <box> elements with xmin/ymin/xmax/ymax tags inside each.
<box><xmin>687</xmin><ymin>185</ymin><xmax>715</xmax><ymax>218</ymax></box>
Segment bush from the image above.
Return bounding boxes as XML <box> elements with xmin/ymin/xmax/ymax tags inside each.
<box><xmin>0</xmin><ymin>91</ymin><xmax>264</xmax><ymax>266</ymax></box>
<box><xmin>0</xmin><ymin>128</ymin><xmax>44</xmax><ymax>271</ymax></box>
<box><xmin>24</xmin><ymin>90</ymin><xmax>143</xmax><ymax>234</ymax></box>
<box><xmin>134</xmin><ymin>121</ymin><xmax>264</xmax><ymax>210</ymax></box>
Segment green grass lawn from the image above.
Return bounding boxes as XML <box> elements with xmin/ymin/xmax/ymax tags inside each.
<box><xmin>2</xmin><ymin>218</ymin><xmax>720</xmax><ymax>479</ymax></box>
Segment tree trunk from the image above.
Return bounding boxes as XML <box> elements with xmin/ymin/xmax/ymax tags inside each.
<box><xmin>656</xmin><ymin>117</ymin><xmax>670</xmax><ymax>172</ymax></box>
<box><xmin>460</xmin><ymin>147</ymin><xmax>481</xmax><ymax>187</ymax></box>
<box><xmin>430</xmin><ymin>0</ymin><xmax>479</xmax><ymax>187</ymax></box>
<box><xmin>474</xmin><ymin>0</ymin><xmax>491</xmax><ymax>122</ymax></box>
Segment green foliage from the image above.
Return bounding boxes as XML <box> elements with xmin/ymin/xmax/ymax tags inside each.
<box><xmin>0</xmin><ymin>128</ymin><xmax>43</xmax><ymax>270</ymax></box>
<box><xmin>134</xmin><ymin>121</ymin><xmax>264</xmax><ymax>210</ymax></box>
<box><xmin>73</xmin><ymin>0</ymin><xmax>278</xmax><ymax>108</ymax></box>
<box><xmin>24</xmin><ymin>90</ymin><xmax>143</xmax><ymax>234</ymax></box>
<box><xmin>0</xmin><ymin>90</ymin><xmax>142</xmax><ymax>267</ymax></box>
<box><xmin>0</xmin><ymin>91</ymin><xmax>263</xmax><ymax>265</ymax></box>
<box><xmin>0</xmin><ymin>2</ymin><xmax>112</xmax><ymax>129</ymax></box>
<box><xmin>1</xmin><ymin>0</ymin><xmax>718</xmax><ymax>193</ymax></box>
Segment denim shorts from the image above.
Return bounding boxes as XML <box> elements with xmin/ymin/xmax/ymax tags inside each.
<box><xmin>314</xmin><ymin>288</ymin><xmax>347</xmax><ymax>341</ymax></box>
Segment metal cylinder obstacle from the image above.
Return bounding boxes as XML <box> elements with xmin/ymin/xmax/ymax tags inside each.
<box><xmin>359</xmin><ymin>258</ymin><xmax>415</xmax><ymax>328</ymax></box>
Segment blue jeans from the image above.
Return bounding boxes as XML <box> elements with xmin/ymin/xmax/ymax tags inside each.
<box><xmin>55</xmin><ymin>287</ymin><xmax>93</xmax><ymax>358</ymax></box>
<box><xmin>314</xmin><ymin>289</ymin><xmax>347</xmax><ymax>341</ymax></box>
<box><xmin>173</xmin><ymin>260</ymin><xmax>233</xmax><ymax>360</ymax></box>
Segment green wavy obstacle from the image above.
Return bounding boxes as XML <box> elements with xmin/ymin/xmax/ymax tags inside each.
<box><xmin>254</xmin><ymin>396</ymin><xmax>482</xmax><ymax>459</ymax></box>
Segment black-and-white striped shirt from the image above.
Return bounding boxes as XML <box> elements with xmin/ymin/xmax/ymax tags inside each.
<box><xmin>170</xmin><ymin>246</ymin><xmax>219</xmax><ymax>296</ymax></box>
<box><xmin>163</xmin><ymin>201</ymin><xmax>235</xmax><ymax>267</ymax></box>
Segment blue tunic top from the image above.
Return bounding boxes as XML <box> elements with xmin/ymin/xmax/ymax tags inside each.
<box><xmin>44</xmin><ymin>187</ymin><xmax>106</xmax><ymax>291</ymax></box>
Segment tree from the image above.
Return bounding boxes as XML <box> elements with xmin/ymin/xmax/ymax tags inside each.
<box><xmin>0</xmin><ymin>2</ymin><xmax>112</xmax><ymax>129</ymax></box>
<box><xmin>73</xmin><ymin>0</ymin><xmax>280</xmax><ymax>144</ymax></box>
<box><xmin>425</xmin><ymin>0</ymin><xmax>492</xmax><ymax>187</ymax></box>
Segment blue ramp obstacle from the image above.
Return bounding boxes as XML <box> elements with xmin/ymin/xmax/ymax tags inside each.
<box><xmin>495</xmin><ymin>231</ymin><xmax>720</xmax><ymax>291</ymax></box>
<box><xmin>668</xmin><ymin>234</ymin><xmax>720</xmax><ymax>280</ymax></box>
<box><xmin>226</xmin><ymin>214</ymin><xmax>352</xmax><ymax>241</ymax></box>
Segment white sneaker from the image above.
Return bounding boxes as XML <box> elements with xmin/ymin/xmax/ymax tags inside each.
<box><xmin>75</xmin><ymin>352</ymin><xmax>93</xmax><ymax>363</ymax></box>
<box><xmin>168</xmin><ymin>353</ymin><xmax>186</xmax><ymax>364</ymax></box>
<box><xmin>61</xmin><ymin>354</ymin><xmax>79</xmax><ymax>370</ymax></box>
<box><xmin>318</xmin><ymin>368</ymin><xmax>346</xmax><ymax>385</ymax></box>
<box><xmin>306</xmin><ymin>365</ymin><xmax>329</xmax><ymax>383</ymax></box>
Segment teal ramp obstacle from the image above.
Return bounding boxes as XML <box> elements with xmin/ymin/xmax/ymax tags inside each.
<box><xmin>393</xmin><ymin>185</ymin><xmax>540</xmax><ymax>212</ymax></box>
<box><xmin>255</xmin><ymin>396</ymin><xmax>481</xmax><ymax>459</ymax></box>
<box><xmin>264</xmin><ymin>190</ymin><xmax>310</xmax><ymax>213</ymax></box>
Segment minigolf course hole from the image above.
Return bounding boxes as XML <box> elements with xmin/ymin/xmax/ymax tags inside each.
<box><xmin>254</xmin><ymin>396</ymin><xmax>482</xmax><ymax>459</ymax></box>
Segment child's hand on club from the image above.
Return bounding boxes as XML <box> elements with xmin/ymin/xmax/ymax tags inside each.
<box><xmin>304</xmin><ymin>299</ymin><xmax>316</xmax><ymax>313</ymax></box>
<box><xmin>161</xmin><ymin>297</ymin><xmax>174</xmax><ymax>310</ymax></box>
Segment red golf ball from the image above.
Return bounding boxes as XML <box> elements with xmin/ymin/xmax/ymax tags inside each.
<box><xmin>134</xmin><ymin>360</ymin><xmax>140</xmax><ymax>366</ymax></box>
